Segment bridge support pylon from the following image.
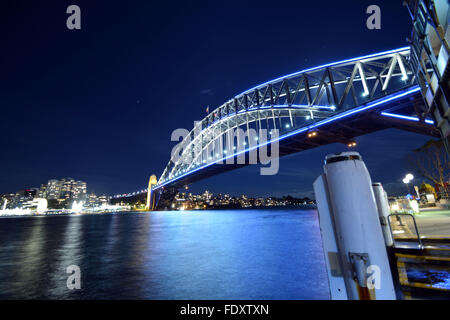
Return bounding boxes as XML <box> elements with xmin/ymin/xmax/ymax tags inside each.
<box><xmin>145</xmin><ymin>174</ymin><xmax>159</xmax><ymax>211</ymax></box>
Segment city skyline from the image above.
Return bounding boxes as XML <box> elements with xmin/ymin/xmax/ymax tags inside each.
<box><xmin>0</xmin><ymin>174</ymin><xmax>316</xmax><ymax>215</ymax></box>
<box><xmin>0</xmin><ymin>175</ymin><xmax>316</xmax><ymax>201</ymax></box>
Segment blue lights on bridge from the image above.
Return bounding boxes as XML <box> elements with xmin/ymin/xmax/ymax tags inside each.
<box><xmin>237</xmin><ymin>47</ymin><xmax>410</xmax><ymax>97</ymax></box>
<box><xmin>380</xmin><ymin>112</ymin><xmax>434</xmax><ymax>125</ymax></box>
<box><xmin>153</xmin><ymin>85</ymin><xmax>423</xmax><ymax>191</ymax></box>
<box><xmin>155</xmin><ymin>46</ymin><xmax>422</xmax><ymax>190</ymax></box>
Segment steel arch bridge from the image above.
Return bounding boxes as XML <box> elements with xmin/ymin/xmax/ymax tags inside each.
<box><xmin>112</xmin><ymin>47</ymin><xmax>440</xmax><ymax>207</ymax></box>
<box><xmin>151</xmin><ymin>47</ymin><xmax>438</xmax><ymax>192</ymax></box>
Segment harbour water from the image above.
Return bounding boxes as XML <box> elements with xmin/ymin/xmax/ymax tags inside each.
<box><xmin>0</xmin><ymin>208</ymin><xmax>330</xmax><ymax>299</ymax></box>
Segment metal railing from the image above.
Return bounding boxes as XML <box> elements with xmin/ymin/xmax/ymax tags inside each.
<box><xmin>388</xmin><ymin>213</ymin><xmax>423</xmax><ymax>249</ymax></box>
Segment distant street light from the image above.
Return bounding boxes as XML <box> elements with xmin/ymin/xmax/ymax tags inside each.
<box><xmin>402</xmin><ymin>173</ymin><xmax>414</xmax><ymax>195</ymax></box>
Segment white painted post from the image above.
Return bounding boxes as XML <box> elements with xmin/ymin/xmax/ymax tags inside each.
<box><xmin>314</xmin><ymin>151</ymin><xmax>396</xmax><ymax>300</ymax></box>
<box><xmin>372</xmin><ymin>183</ymin><xmax>394</xmax><ymax>247</ymax></box>
<box><xmin>313</xmin><ymin>175</ymin><xmax>348</xmax><ymax>300</ymax></box>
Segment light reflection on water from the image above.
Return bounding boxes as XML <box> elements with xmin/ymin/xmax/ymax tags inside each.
<box><xmin>0</xmin><ymin>208</ymin><xmax>330</xmax><ymax>299</ymax></box>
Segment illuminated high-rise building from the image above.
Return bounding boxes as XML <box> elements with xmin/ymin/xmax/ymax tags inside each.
<box><xmin>38</xmin><ymin>184</ymin><xmax>47</xmax><ymax>198</ymax></box>
<box><xmin>47</xmin><ymin>179</ymin><xmax>62</xmax><ymax>200</ymax></box>
<box><xmin>60</xmin><ymin>178</ymin><xmax>76</xmax><ymax>199</ymax></box>
<box><xmin>73</xmin><ymin>181</ymin><xmax>87</xmax><ymax>200</ymax></box>
<box><xmin>44</xmin><ymin>178</ymin><xmax>87</xmax><ymax>200</ymax></box>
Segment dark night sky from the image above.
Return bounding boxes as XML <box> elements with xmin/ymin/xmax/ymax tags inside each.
<box><xmin>0</xmin><ymin>1</ymin><xmax>431</xmax><ymax>197</ymax></box>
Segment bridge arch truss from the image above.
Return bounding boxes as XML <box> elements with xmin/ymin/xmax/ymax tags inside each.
<box><xmin>157</xmin><ymin>47</ymin><xmax>422</xmax><ymax>188</ymax></box>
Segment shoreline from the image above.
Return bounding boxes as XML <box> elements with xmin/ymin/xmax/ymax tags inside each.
<box><xmin>0</xmin><ymin>204</ymin><xmax>317</xmax><ymax>219</ymax></box>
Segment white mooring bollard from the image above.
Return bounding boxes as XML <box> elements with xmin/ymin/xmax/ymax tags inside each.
<box><xmin>372</xmin><ymin>182</ymin><xmax>394</xmax><ymax>247</ymax></box>
<box><xmin>313</xmin><ymin>151</ymin><xmax>396</xmax><ymax>300</ymax></box>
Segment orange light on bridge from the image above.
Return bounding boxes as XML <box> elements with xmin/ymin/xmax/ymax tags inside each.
<box><xmin>348</xmin><ymin>142</ymin><xmax>357</xmax><ymax>147</ymax></box>
<box><xmin>307</xmin><ymin>131</ymin><xmax>318</xmax><ymax>138</ymax></box>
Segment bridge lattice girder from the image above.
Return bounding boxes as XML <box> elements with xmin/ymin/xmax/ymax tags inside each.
<box><xmin>157</xmin><ymin>48</ymin><xmax>424</xmax><ymax>188</ymax></box>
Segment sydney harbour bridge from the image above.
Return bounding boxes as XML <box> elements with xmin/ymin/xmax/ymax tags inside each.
<box><xmin>113</xmin><ymin>1</ymin><xmax>449</xmax><ymax>210</ymax></box>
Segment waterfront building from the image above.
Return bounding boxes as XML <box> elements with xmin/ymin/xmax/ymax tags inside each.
<box><xmin>73</xmin><ymin>181</ymin><xmax>87</xmax><ymax>200</ymax></box>
<box><xmin>44</xmin><ymin>178</ymin><xmax>87</xmax><ymax>201</ymax></box>
<box><xmin>38</xmin><ymin>184</ymin><xmax>47</xmax><ymax>198</ymax></box>
<box><xmin>86</xmin><ymin>193</ymin><xmax>99</xmax><ymax>207</ymax></box>
<box><xmin>2</xmin><ymin>189</ymin><xmax>38</xmax><ymax>209</ymax></box>
<box><xmin>46</xmin><ymin>179</ymin><xmax>61</xmax><ymax>200</ymax></box>
<box><xmin>98</xmin><ymin>195</ymin><xmax>110</xmax><ymax>205</ymax></box>
<box><xmin>60</xmin><ymin>178</ymin><xmax>75</xmax><ymax>200</ymax></box>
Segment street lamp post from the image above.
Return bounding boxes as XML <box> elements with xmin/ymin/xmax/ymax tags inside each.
<box><xmin>402</xmin><ymin>173</ymin><xmax>414</xmax><ymax>196</ymax></box>
<box><xmin>402</xmin><ymin>178</ymin><xmax>410</xmax><ymax>194</ymax></box>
